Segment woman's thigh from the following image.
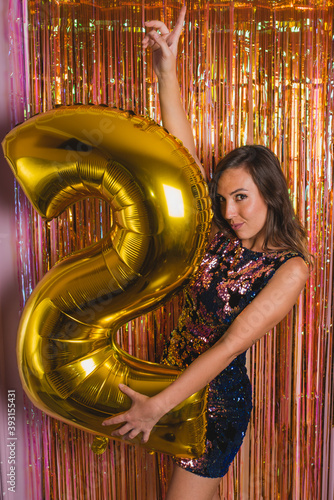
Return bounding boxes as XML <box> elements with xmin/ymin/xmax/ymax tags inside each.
<box><xmin>165</xmin><ymin>464</ymin><xmax>221</xmax><ymax>500</ymax></box>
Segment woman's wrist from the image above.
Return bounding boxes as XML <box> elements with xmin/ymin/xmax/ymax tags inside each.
<box><xmin>150</xmin><ymin>391</ymin><xmax>175</xmax><ymax>418</ymax></box>
<box><xmin>158</xmin><ymin>73</ymin><xmax>183</xmax><ymax>110</ymax></box>
<box><xmin>157</xmin><ymin>69</ymin><xmax>179</xmax><ymax>87</ymax></box>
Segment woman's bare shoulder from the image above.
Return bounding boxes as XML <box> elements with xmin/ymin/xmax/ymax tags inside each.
<box><xmin>273</xmin><ymin>255</ymin><xmax>309</xmax><ymax>286</ymax></box>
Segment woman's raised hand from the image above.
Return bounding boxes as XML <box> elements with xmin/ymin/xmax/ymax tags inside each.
<box><xmin>102</xmin><ymin>384</ymin><xmax>166</xmax><ymax>443</ymax></box>
<box><xmin>142</xmin><ymin>6</ymin><xmax>186</xmax><ymax>79</ymax></box>
<box><xmin>142</xmin><ymin>6</ymin><xmax>204</xmax><ymax>176</ymax></box>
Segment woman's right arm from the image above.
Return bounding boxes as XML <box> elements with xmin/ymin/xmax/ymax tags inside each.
<box><xmin>102</xmin><ymin>256</ymin><xmax>309</xmax><ymax>442</ymax></box>
<box><xmin>142</xmin><ymin>7</ymin><xmax>206</xmax><ymax>179</ymax></box>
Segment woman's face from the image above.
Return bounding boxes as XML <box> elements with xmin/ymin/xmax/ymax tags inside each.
<box><xmin>217</xmin><ymin>166</ymin><xmax>268</xmax><ymax>251</ymax></box>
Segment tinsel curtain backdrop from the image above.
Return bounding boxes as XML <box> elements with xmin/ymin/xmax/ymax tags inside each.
<box><xmin>6</xmin><ymin>0</ymin><xmax>333</xmax><ymax>499</ymax></box>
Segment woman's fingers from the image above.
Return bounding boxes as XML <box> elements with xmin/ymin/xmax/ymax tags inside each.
<box><xmin>117</xmin><ymin>383</ymin><xmax>138</xmax><ymax>399</ymax></box>
<box><xmin>142</xmin><ymin>30</ymin><xmax>162</xmax><ymax>50</ymax></box>
<box><xmin>143</xmin><ymin>5</ymin><xmax>186</xmax><ymax>50</ymax></box>
<box><xmin>141</xmin><ymin>430</ymin><xmax>151</xmax><ymax>444</ymax></box>
<box><xmin>101</xmin><ymin>385</ymin><xmax>136</xmax><ymax>426</ymax></box>
<box><xmin>143</xmin><ymin>30</ymin><xmax>169</xmax><ymax>51</ymax></box>
<box><xmin>144</xmin><ymin>31</ymin><xmax>172</xmax><ymax>57</ymax></box>
<box><xmin>170</xmin><ymin>5</ymin><xmax>186</xmax><ymax>41</ymax></box>
<box><xmin>115</xmin><ymin>427</ymin><xmax>150</xmax><ymax>443</ymax></box>
<box><xmin>144</xmin><ymin>20</ymin><xmax>170</xmax><ymax>35</ymax></box>
<box><xmin>142</xmin><ymin>22</ymin><xmax>169</xmax><ymax>47</ymax></box>
<box><xmin>144</xmin><ymin>5</ymin><xmax>186</xmax><ymax>35</ymax></box>
<box><xmin>101</xmin><ymin>384</ymin><xmax>159</xmax><ymax>443</ymax></box>
<box><xmin>112</xmin><ymin>422</ymin><xmax>133</xmax><ymax>436</ymax></box>
<box><xmin>128</xmin><ymin>429</ymin><xmax>141</xmax><ymax>440</ymax></box>
<box><xmin>102</xmin><ymin>412</ymin><xmax>125</xmax><ymax>426</ymax></box>
<box><xmin>103</xmin><ymin>414</ymin><xmax>143</xmax><ymax>440</ymax></box>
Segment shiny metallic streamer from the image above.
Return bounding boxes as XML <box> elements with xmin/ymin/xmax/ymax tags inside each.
<box><xmin>7</xmin><ymin>0</ymin><xmax>333</xmax><ymax>498</ymax></box>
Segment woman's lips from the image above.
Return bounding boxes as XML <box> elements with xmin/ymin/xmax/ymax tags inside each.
<box><xmin>231</xmin><ymin>223</ymin><xmax>244</xmax><ymax>230</ymax></box>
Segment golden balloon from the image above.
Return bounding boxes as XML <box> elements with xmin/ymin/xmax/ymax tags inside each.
<box><xmin>2</xmin><ymin>106</ymin><xmax>212</xmax><ymax>458</ymax></box>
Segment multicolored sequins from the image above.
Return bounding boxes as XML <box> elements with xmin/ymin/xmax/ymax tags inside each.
<box><xmin>162</xmin><ymin>232</ymin><xmax>302</xmax><ymax>478</ymax></box>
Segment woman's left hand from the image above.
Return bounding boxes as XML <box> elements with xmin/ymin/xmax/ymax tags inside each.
<box><xmin>102</xmin><ymin>384</ymin><xmax>166</xmax><ymax>443</ymax></box>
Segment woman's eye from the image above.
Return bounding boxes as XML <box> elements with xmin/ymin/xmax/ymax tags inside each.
<box><xmin>235</xmin><ymin>194</ymin><xmax>247</xmax><ymax>201</ymax></box>
<box><xmin>217</xmin><ymin>195</ymin><xmax>225</xmax><ymax>203</ymax></box>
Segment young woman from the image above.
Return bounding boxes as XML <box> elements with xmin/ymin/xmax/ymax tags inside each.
<box><xmin>102</xmin><ymin>7</ymin><xmax>310</xmax><ymax>500</ymax></box>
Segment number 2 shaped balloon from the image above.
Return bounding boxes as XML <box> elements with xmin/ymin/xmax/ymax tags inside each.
<box><xmin>2</xmin><ymin>106</ymin><xmax>212</xmax><ymax>458</ymax></box>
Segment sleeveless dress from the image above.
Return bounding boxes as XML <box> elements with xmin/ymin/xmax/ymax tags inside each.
<box><xmin>161</xmin><ymin>231</ymin><xmax>302</xmax><ymax>478</ymax></box>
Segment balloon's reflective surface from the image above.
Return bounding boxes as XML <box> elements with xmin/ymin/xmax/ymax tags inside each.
<box><xmin>2</xmin><ymin>106</ymin><xmax>212</xmax><ymax>458</ymax></box>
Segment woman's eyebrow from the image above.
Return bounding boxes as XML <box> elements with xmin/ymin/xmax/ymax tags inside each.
<box><xmin>217</xmin><ymin>188</ymin><xmax>248</xmax><ymax>198</ymax></box>
<box><xmin>229</xmin><ymin>188</ymin><xmax>248</xmax><ymax>195</ymax></box>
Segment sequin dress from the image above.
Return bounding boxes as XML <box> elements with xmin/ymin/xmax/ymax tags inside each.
<box><xmin>161</xmin><ymin>231</ymin><xmax>302</xmax><ymax>478</ymax></box>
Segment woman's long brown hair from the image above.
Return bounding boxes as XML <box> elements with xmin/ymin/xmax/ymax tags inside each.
<box><xmin>209</xmin><ymin>145</ymin><xmax>311</xmax><ymax>264</ymax></box>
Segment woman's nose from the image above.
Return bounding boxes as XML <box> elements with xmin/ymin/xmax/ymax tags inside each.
<box><xmin>223</xmin><ymin>201</ymin><xmax>237</xmax><ymax>220</ymax></box>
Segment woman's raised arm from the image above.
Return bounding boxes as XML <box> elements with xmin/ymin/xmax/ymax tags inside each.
<box><xmin>142</xmin><ymin>7</ymin><xmax>206</xmax><ymax>179</ymax></box>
